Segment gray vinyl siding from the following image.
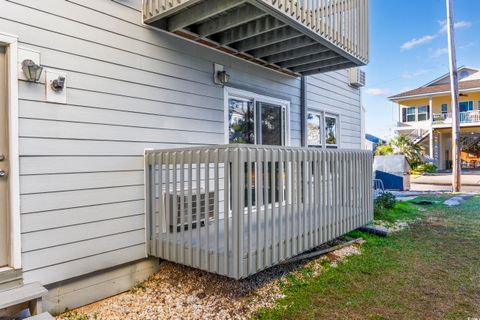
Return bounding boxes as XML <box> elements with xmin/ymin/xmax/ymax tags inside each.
<box><xmin>0</xmin><ymin>0</ymin><xmax>360</xmax><ymax>286</ymax></box>
<box><xmin>306</xmin><ymin>71</ymin><xmax>362</xmax><ymax>149</ymax></box>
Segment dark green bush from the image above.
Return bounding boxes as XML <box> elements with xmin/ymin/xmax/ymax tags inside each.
<box><xmin>374</xmin><ymin>192</ymin><xmax>397</xmax><ymax>213</ymax></box>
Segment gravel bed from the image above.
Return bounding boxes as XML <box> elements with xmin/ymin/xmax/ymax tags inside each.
<box><xmin>58</xmin><ymin>240</ymin><xmax>361</xmax><ymax>320</ymax></box>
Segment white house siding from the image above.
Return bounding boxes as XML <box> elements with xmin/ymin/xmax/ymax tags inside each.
<box><xmin>306</xmin><ymin>72</ymin><xmax>362</xmax><ymax>149</ymax></box>
<box><xmin>0</xmin><ymin>0</ymin><xmax>361</xmax><ymax>298</ymax></box>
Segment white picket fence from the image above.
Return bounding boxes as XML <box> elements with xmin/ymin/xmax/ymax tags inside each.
<box><xmin>145</xmin><ymin>144</ymin><xmax>373</xmax><ymax>279</ymax></box>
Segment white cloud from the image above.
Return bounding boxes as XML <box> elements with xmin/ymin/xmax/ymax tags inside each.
<box><xmin>401</xmin><ymin>35</ymin><xmax>436</xmax><ymax>50</ymax></box>
<box><xmin>366</xmin><ymin>88</ymin><xmax>391</xmax><ymax>97</ymax></box>
<box><xmin>400</xmin><ymin>20</ymin><xmax>471</xmax><ymax>51</ymax></box>
<box><xmin>430</xmin><ymin>47</ymin><xmax>448</xmax><ymax>58</ymax></box>
<box><xmin>438</xmin><ymin>20</ymin><xmax>471</xmax><ymax>34</ymax></box>
<box><xmin>460</xmin><ymin>41</ymin><xmax>476</xmax><ymax>50</ymax></box>
<box><xmin>402</xmin><ymin>69</ymin><xmax>430</xmax><ymax>79</ymax></box>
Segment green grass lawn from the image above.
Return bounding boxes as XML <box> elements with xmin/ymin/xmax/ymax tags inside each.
<box><xmin>255</xmin><ymin>196</ymin><xmax>480</xmax><ymax>320</ymax></box>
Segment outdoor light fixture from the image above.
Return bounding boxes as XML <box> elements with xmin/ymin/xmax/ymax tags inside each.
<box><xmin>216</xmin><ymin>70</ymin><xmax>230</xmax><ymax>85</ymax></box>
<box><xmin>51</xmin><ymin>75</ymin><xmax>66</xmax><ymax>92</ymax></box>
<box><xmin>21</xmin><ymin>59</ymin><xmax>43</xmax><ymax>82</ymax></box>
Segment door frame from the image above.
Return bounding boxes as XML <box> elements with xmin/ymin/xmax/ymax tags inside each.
<box><xmin>0</xmin><ymin>32</ymin><xmax>20</xmax><ymax>269</ymax></box>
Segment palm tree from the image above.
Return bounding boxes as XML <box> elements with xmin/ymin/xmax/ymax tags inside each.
<box><xmin>389</xmin><ymin>135</ymin><xmax>423</xmax><ymax>165</ymax></box>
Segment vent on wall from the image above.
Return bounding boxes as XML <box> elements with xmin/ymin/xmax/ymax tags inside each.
<box><xmin>165</xmin><ymin>191</ymin><xmax>215</xmax><ymax>233</ymax></box>
<box><xmin>349</xmin><ymin>68</ymin><xmax>366</xmax><ymax>87</ymax></box>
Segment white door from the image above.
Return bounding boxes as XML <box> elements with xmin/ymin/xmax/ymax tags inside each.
<box><xmin>0</xmin><ymin>46</ymin><xmax>9</xmax><ymax>266</ymax></box>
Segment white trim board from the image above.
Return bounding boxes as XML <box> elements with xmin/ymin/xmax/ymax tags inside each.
<box><xmin>0</xmin><ymin>32</ymin><xmax>20</xmax><ymax>269</ymax></box>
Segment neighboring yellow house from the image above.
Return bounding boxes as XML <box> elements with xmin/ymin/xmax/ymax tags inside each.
<box><xmin>389</xmin><ymin>66</ymin><xmax>480</xmax><ymax>171</ymax></box>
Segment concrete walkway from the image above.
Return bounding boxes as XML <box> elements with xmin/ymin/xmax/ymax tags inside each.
<box><xmin>410</xmin><ymin>170</ymin><xmax>480</xmax><ymax>193</ymax></box>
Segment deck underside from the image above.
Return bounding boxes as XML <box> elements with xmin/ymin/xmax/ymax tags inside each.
<box><xmin>144</xmin><ymin>0</ymin><xmax>365</xmax><ymax>76</ymax></box>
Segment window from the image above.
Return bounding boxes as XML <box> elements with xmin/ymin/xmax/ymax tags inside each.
<box><xmin>228</xmin><ymin>98</ymin><xmax>255</xmax><ymax>144</ymax></box>
<box><xmin>307</xmin><ymin>111</ymin><xmax>340</xmax><ymax>148</ymax></box>
<box><xmin>405</xmin><ymin>107</ymin><xmax>416</xmax><ymax>122</ymax></box>
<box><xmin>460</xmin><ymin>70</ymin><xmax>470</xmax><ymax>79</ymax></box>
<box><xmin>417</xmin><ymin>106</ymin><xmax>429</xmax><ymax>121</ymax></box>
<box><xmin>459</xmin><ymin>101</ymin><xmax>473</xmax><ymax>112</ymax></box>
<box><xmin>478</xmin><ymin>101</ymin><xmax>480</xmax><ymax>110</ymax></box>
<box><xmin>226</xmin><ymin>89</ymin><xmax>289</xmax><ymax>210</ymax></box>
<box><xmin>259</xmin><ymin>102</ymin><xmax>285</xmax><ymax>146</ymax></box>
<box><xmin>227</xmin><ymin>88</ymin><xmax>288</xmax><ymax>146</ymax></box>
<box><xmin>307</xmin><ymin>112</ymin><xmax>322</xmax><ymax>146</ymax></box>
<box><xmin>441</xmin><ymin>104</ymin><xmax>448</xmax><ymax>114</ymax></box>
<box><xmin>325</xmin><ymin>115</ymin><xmax>338</xmax><ymax>147</ymax></box>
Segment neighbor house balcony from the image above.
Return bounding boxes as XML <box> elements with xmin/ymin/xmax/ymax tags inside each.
<box><xmin>433</xmin><ymin>110</ymin><xmax>480</xmax><ymax>127</ymax></box>
<box><xmin>145</xmin><ymin>144</ymin><xmax>373</xmax><ymax>279</ymax></box>
<box><xmin>143</xmin><ymin>0</ymin><xmax>369</xmax><ymax>76</ymax></box>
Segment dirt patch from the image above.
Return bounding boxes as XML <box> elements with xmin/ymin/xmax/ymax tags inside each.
<box><xmin>59</xmin><ymin>242</ymin><xmax>362</xmax><ymax>320</ymax></box>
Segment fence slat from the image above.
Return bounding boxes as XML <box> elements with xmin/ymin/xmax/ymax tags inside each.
<box><xmin>187</xmin><ymin>151</ymin><xmax>193</xmax><ymax>266</ymax></box>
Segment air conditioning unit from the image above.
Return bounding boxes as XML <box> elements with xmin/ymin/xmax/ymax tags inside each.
<box><xmin>349</xmin><ymin>68</ymin><xmax>366</xmax><ymax>87</ymax></box>
<box><xmin>165</xmin><ymin>190</ymin><xmax>215</xmax><ymax>233</ymax></box>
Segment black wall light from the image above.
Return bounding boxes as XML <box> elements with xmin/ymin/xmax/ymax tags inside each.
<box><xmin>216</xmin><ymin>70</ymin><xmax>230</xmax><ymax>85</ymax></box>
<box><xmin>51</xmin><ymin>75</ymin><xmax>66</xmax><ymax>92</ymax></box>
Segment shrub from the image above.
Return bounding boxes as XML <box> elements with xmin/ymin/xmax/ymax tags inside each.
<box><xmin>374</xmin><ymin>192</ymin><xmax>397</xmax><ymax>213</ymax></box>
<box><xmin>375</xmin><ymin>143</ymin><xmax>394</xmax><ymax>156</ymax></box>
<box><xmin>411</xmin><ymin>162</ymin><xmax>437</xmax><ymax>175</ymax></box>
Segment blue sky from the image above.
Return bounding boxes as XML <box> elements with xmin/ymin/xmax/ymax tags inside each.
<box><xmin>364</xmin><ymin>0</ymin><xmax>480</xmax><ymax>139</ymax></box>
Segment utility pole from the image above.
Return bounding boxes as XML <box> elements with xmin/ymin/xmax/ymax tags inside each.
<box><xmin>446</xmin><ymin>0</ymin><xmax>461</xmax><ymax>192</ymax></box>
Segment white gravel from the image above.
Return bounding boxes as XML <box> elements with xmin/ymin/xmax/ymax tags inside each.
<box><xmin>58</xmin><ymin>241</ymin><xmax>362</xmax><ymax>320</ymax></box>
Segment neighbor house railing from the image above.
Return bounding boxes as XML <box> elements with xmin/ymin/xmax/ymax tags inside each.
<box><xmin>433</xmin><ymin>110</ymin><xmax>480</xmax><ymax>124</ymax></box>
<box><xmin>143</xmin><ymin>0</ymin><xmax>369</xmax><ymax>64</ymax></box>
<box><xmin>145</xmin><ymin>145</ymin><xmax>373</xmax><ymax>279</ymax></box>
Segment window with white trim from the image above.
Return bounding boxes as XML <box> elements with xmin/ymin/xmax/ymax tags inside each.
<box><xmin>325</xmin><ymin>114</ymin><xmax>338</xmax><ymax>147</ymax></box>
<box><xmin>226</xmin><ymin>88</ymin><xmax>290</xmax><ymax>209</ymax></box>
<box><xmin>441</xmin><ymin>103</ymin><xmax>448</xmax><ymax>114</ymax></box>
<box><xmin>307</xmin><ymin>111</ymin><xmax>340</xmax><ymax>148</ymax></box>
<box><xmin>307</xmin><ymin>112</ymin><xmax>322</xmax><ymax>147</ymax></box>
<box><xmin>227</xmin><ymin>88</ymin><xmax>289</xmax><ymax>146</ymax></box>
<box><xmin>417</xmin><ymin>106</ymin><xmax>429</xmax><ymax>121</ymax></box>
<box><xmin>404</xmin><ymin>107</ymin><xmax>416</xmax><ymax>122</ymax></box>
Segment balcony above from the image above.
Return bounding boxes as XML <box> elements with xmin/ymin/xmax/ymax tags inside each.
<box><xmin>434</xmin><ymin>111</ymin><xmax>480</xmax><ymax>127</ymax></box>
<box><xmin>143</xmin><ymin>0</ymin><xmax>369</xmax><ymax>76</ymax></box>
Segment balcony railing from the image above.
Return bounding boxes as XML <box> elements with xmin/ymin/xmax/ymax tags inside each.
<box><xmin>433</xmin><ymin>110</ymin><xmax>480</xmax><ymax>125</ymax></box>
<box><xmin>143</xmin><ymin>0</ymin><xmax>369</xmax><ymax>75</ymax></box>
<box><xmin>145</xmin><ymin>144</ymin><xmax>373</xmax><ymax>279</ymax></box>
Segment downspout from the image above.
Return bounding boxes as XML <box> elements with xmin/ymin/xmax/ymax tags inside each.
<box><xmin>300</xmin><ymin>76</ymin><xmax>307</xmax><ymax>147</ymax></box>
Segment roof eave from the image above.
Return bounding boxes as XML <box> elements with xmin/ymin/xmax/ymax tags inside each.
<box><xmin>389</xmin><ymin>86</ymin><xmax>480</xmax><ymax>102</ymax></box>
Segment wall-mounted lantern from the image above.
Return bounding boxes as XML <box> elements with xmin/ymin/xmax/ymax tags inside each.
<box><xmin>21</xmin><ymin>59</ymin><xmax>43</xmax><ymax>82</ymax></box>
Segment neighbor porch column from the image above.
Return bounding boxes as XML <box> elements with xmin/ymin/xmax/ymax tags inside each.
<box><xmin>429</xmin><ymin>96</ymin><xmax>434</xmax><ymax>160</ymax></box>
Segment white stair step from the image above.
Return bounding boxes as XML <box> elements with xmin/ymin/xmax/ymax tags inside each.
<box><xmin>0</xmin><ymin>282</ymin><xmax>47</xmax><ymax>309</ymax></box>
<box><xmin>26</xmin><ymin>312</ymin><xmax>55</xmax><ymax>320</ymax></box>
